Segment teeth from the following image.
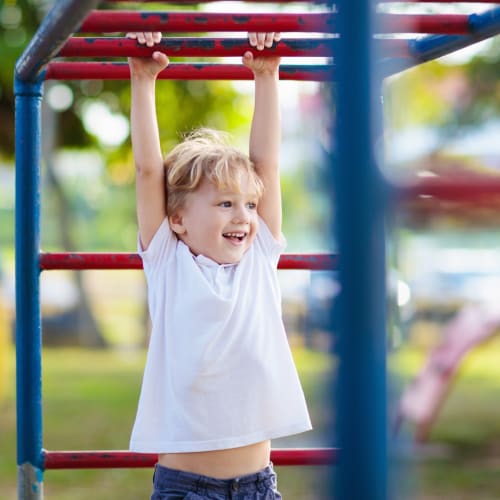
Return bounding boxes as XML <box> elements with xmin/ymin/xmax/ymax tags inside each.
<box><xmin>224</xmin><ymin>232</ymin><xmax>245</xmax><ymax>237</ymax></box>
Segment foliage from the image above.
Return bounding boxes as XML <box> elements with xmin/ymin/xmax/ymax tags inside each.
<box><xmin>0</xmin><ymin>1</ymin><xmax>250</xmax><ymax>161</ymax></box>
<box><xmin>384</xmin><ymin>37</ymin><xmax>500</xmax><ymax>132</ymax></box>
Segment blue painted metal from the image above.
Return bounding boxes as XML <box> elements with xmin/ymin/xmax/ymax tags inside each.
<box><xmin>15</xmin><ymin>0</ymin><xmax>102</xmax><ymax>81</ymax></box>
<box><xmin>410</xmin><ymin>6</ymin><xmax>500</xmax><ymax>62</ymax></box>
<box><xmin>14</xmin><ymin>2</ymin><xmax>105</xmax><ymax>497</ymax></box>
<box><xmin>332</xmin><ymin>0</ymin><xmax>388</xmax><ymax>498</ymax></box>
<box><xmin>382</xmin><ymin>6</ymin><xmax>500</xmax><ymax>76</ymax></box>
<box><xmin>14</xmin><ymin>75</ymin><xmax>44</xmax><ymax>499</ymax></box>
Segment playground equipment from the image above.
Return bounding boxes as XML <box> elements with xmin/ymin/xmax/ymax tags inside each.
<box><xmin>14</xmin><ymin>0</ymin><xmax>500</xmax><ymax>499</ymax></box>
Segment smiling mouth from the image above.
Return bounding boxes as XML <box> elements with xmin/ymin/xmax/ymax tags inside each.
<box><xmin>223</xmin><ymin>232</ymin><xmax>247</xmax><ymax>243</ymax></box>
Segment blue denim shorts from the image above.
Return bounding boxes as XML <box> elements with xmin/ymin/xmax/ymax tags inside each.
<box><xmin>151</xmin><ymin>462</ymin><xmax>282</xmax><ymax>499</ymax></box>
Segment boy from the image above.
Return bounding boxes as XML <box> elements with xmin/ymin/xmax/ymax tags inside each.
<box><xmin>128</xmin><ymin>31</ymin><xmax>311</xmax><ymax>499</ymax></box>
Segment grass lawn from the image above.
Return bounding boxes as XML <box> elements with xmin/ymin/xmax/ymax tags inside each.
<box><xmin>2</xmin><ymin>338</ymin><xmax>500</xmax><ymax>499</ymax></box>
<box><xmin>392</xmin><ymin>339</ymin><xmax>500</xmax><ymax>500</ymax></box>
<box><xmin>0</xmin><ymin>346</ymin><xmax>334</xmax><ymax>500</ymax></box>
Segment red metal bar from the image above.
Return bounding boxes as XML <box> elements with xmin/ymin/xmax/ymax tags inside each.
<box><xmin>103</xmin><ymin>0</ymin><xmax>327</xmax><ymax>3</ymax></box>
<box><xmin>40</xmin><ymin>252</ymin><xmax>143</xmax><ymax>270</ymax></box>
<box><xmin>44</xmin><ymin>62</ymin><xmax>335</xmax><ymax>81</ymax></box>
<box><xmin>379</xmin><ymin>0</ymin><xmax>497</xmax><ymax>2</ymax></box>
<box><xmin>78</xmin><ymin>11</ymin><xmax>474</xmax><ymax>35</ymax></box>
<box><xmin>394</xmin><ymin>176</ymin><xmax>500</xmax><ymax>202</ymax></box>
<box><xmin>104</xmin><ymin>0</ymin><xmax>498</xmax><ymax>3</ymax></box>
<box><xmin>382</xmin><ymin>14</ymin><xmax>470</xmax><ymax>34</ymax></box>
<box><xmin>79</xmin><ymin>12</ymin><xmax>336</xmax><ymax>33</ymax></box>
<box><xmin>59</xmin><ymin>37</ymin><xmax>409</xmax><ymax>60</ymax></box>
<box><xmin>43</xmin><ymin>448</ymin><xmax>338</xmax><ymax>470</ymax></box>
<box><xmin>59</xmin><ymin>37</ymin><xmax>335</xmax><ymax>58</ymax></box>
<box><xmin>39</xmin><ymin>252</ymin><xmax>337</xmax><ymax>271</ymax></box>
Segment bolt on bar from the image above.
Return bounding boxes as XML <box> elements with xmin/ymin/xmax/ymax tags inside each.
<box><xmin>15</xmin><ymin>0</ymin><xmax>102</xmax><ymax>81</ymax></box>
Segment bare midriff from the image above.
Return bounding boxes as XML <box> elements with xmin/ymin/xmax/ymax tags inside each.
<box><xmin>158</xmin><ymin>440</ymin><xmax>271</xmax><ymax>479</ymax></box>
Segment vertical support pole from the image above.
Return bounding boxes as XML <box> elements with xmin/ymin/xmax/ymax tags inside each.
<box><xmin>15</xmin><ymin>75</ymin><xmax>44</xmax><ymax>500</ymax></box>
<box><xmin>333</xmin><ymin>0</ymin><xmax>388</xmax><ymax>498</ymax></box>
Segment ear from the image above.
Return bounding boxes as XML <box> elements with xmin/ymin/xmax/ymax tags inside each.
<box><xmin>169</xmin><ymin>212</ymin><xmax>186</xmax><ymax>235</ymax></box>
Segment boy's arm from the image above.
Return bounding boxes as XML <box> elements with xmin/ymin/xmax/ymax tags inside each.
<box><xmin>128</xmin><ymin>32</ymin><xmax>169</xmax><ymax>249</ymax></box>
<box><xmin>243</xmin><ymin>33</ymin><xmax>282</xmax><ymax>240</ymax></box>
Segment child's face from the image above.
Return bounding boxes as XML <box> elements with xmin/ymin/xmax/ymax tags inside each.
<box><xmin>169</xmin><ymin>175</ymin><xmax>260</xmax><ymax>264</ymax></box>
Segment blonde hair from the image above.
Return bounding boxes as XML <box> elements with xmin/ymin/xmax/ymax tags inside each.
<box><xmin>164</xmin><ymin>128</ymin><xmax>264</xmax><ymax>216</ymax></box>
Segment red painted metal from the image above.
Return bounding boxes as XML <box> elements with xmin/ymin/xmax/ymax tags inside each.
<box><xmin>104</xmin><ymin>0</ymin><xmax>497</xmax><ymax>3</ymax></box>
<box><xmin>394</xmin><ymin>176</ymin><xmax>500</xmax><ymax>202</ymax></box>
<box><xmin>382</xmin><ymin>14</ymin><xmax>470</xmax><ymax>34</ymax></box>
<box><xmin>45</xmin><ymin>62</ymin><xmax>335</xmax><ymax>81</ymax></box>
<box><xmin>60</xmin><ymin>37</ymin><xmax>335</xmax><ymax>58</ymax></box>
<box><xmin>78</xmin><ymin>11</ymin><xmax>472</xmax><ymax>35</ymax></box>
<box><xmin>40</xmin><ymin>252</ymin><xmax>143</xmax><ymax>270</ymax></box>
<box><xmin>39</xmin><ymin>252</ymin><xmax>337</xmax><ymax>271</ymax></box>
<box><xmin>43</xmin><ymin>448</ymin><xmax>337</xmax><ymax>469</ymax></box>
<box><xmin>79</xmin><ymin>12</ymin><xmax>336</xmax><ymax>33</ymax></box>
<box><xmin>103</xmin><ymin>0</ymin><xmax>326</xmax><ymax>3</ymax></box>
<box><xmin>378</xmin><ymin>0</ymin><xmax>496</xmax><ymax>2</ymax></box>
<box><xmin>59</xmin><ymin>37</ymin><xmax>409</xmax><ymax>60</ymax></box>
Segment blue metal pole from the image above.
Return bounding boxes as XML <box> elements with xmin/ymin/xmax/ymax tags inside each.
<box><xmin>382</xmin><ymin>6</ymin><xmax>500</xmax><ymax>76</ymax></box>
<box><xmin>15</xmin><ymin>75</ymin><xmax>44</xmax><ymax>500</ymax></box>
<box><xmin>15</xmin><ymin>0</ymin><xmax>102</xmax><ymax>81</ymax></box>
<box><xmin>14</xmin><ymin>2</ymin><xmax>103</xmax><ymax>498</ymax></box>
<box><xmin>332</xmin><ymin>0</ymin><xmax>388</xmax><ymax>498</ymax></box>
<box><xmin>411</xmin><ymin>6</ymin><xmax>500</xmax><ymax>63</ymax></box>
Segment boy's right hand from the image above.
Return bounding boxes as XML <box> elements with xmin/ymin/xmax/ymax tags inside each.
<box><xmin>127</xmin><ymin>32</ymin><xmax>169</xmax><ymax>78</ymax></box>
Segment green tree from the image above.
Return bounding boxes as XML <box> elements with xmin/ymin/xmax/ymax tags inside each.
<box><xmin>4</xmin><ymin>1</ymin><xmax>252</xmax><ymax>347</ymax></box>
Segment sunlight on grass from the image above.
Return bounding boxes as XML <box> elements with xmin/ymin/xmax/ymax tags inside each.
<box><xmin>1</xmin><ymin>346</ymin><xmax>335</xmax><ymax>499</ymax></box>
<box><xmin>3</xmin><ymin>335</ymin><xmax>500</xmax><ymax>499</ymax></box>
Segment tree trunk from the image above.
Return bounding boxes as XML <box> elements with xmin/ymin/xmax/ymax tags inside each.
<box><xmin>42</xmin><ymin>90</ymin><xmax>107</xmax><ymax>348</ymax></box>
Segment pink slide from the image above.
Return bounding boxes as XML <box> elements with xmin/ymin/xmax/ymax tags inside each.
<box><xmin>396</xmin><ymin>304</ymin><xmax>500</xmax><ymax>441</ymax></box>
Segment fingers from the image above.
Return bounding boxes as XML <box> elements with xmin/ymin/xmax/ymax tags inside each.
<box><xmin>152</xmin><ymin>50</ymin><xmax>169</xmax><ymax>69</ymax></box>
<box><xmin>242</xmin><ymin>50</ymin><xmax>253</xmax><ymax>67</ymax></box>
<box><xmin>126</xmin><ymin>32</ymin><xmax>162</xmax><ymax>47</ymax></box>
<box><xmin>248</xmin><ymin>32</ymin><xmax>281</xmax><ymax>51</ymax></box>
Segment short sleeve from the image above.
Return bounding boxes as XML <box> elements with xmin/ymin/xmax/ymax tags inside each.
<box><xmin>138</xmin><ymin>218</ymin><xmax>176</xmax><ymax>272</ymax></box>
<box><xmin>255</xmin><ymin>217</ymin><xmax>286</xmax><ymax>266</ymax></box>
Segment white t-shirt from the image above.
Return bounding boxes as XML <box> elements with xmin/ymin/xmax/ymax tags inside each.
<box><xmin>130</xmin><ymin>217</ymin><xmax>312</xmax><ymax>453</ymax></box>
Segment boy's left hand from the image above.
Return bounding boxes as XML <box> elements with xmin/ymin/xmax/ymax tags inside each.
<box><xmin>248</xmin><ymin>32</ymin><xmax>281</xmax><ymax>50</ymax></box>
<box><xmin>243</xmin><ymin>32</ymin><xmax>281</xmax><ymax>75</ymax></box>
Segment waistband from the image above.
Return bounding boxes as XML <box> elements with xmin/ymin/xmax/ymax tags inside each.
<box><xmin>153</xmin><ymin>462</ymin><xmax>277</xmax><ymax>497</ymax></box>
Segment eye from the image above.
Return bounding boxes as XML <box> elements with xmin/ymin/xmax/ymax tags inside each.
<box><xmin>247</xmin><ymin>202</ymin><xmax>257</xmax><ymax>210</ymax></box>
<box><xmin>219</xmin><ymin>201</ymin><xmax>232</xmax><ymax>208</ymax></box>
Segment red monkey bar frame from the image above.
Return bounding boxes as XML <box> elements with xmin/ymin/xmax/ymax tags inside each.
<box><xmin>78</xmin><ymin>11</ymin><xmax>478</xmax><ymax>35</ymax></box>
<box><xmin>43</xmin><ymin>448</ymin><xmax>338</xmax><ymax>469</ymax></box>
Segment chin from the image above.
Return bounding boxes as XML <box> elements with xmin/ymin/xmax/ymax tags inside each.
<box><xmin>222</xmin><ymin>256</ymin><xmax>242</xmax><ymax>265</ymax></box>
<box><xmin>221</xmin><ymin>251</ymin><xmax>246</xmax><ymax>265</ymax></box>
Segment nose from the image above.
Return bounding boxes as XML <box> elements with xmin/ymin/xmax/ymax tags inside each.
<box><xmin>231</xmin><ymin>205</ymin><xmax>249</xmax><ymax>224</ymax></box>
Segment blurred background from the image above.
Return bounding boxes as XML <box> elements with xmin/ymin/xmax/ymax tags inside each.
<box><xmin>1</xmin><ymin>1</ymin><xmax>500</xmax><ymax>499</ymax></box>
